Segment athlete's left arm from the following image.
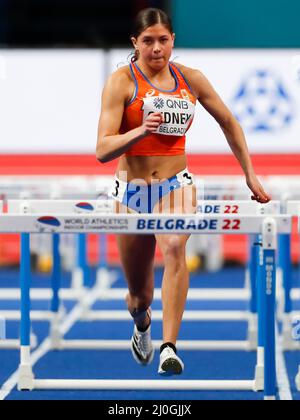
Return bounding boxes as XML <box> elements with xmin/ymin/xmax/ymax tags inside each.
<box><xmin>178</xmin><ymin>65</ymin><xmax>271</xmax><ymax>203</ymax></box>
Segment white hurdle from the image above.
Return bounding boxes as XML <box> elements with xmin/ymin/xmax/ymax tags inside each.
<box><xmin>286</xmin><ymin>201</ymin><xmax>300</xmax><ymax>391</ymax></box>
<box><xmin>276</xmin><ymin>201</ymin><xmax>300</xmax><ymax>352</ymax></box>
<box><xmin>6</xmin><ymin>199</ymin><xmax>280</xmax><ymax>353</ymax></box>
<box><xmin>0</xmin><ymin>210</ymin><xmax>291</xmax><ymax>400</ymax></box>
<box><xmin>77</xmin><ymin>200</ymin><xmax>280</xmax><ymax>353</ymax></box>
<box><xmin>0</xmin><ymin>200</ymin><xmax>36</xmax><ymax>349</ymax></box>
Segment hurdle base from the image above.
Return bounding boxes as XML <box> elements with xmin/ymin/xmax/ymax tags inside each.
<box><xmin>49</xmin><ymin>312</ymin><xmax>64</xmax><ymax>350</ymax></box>
<box><xmin>247</xmin><ymin>314</ymin><xmax>258</xmax><ymax>351</ymax></box>
<box><xmin>254</xmin><ymin>365</ymin><xmax>264</xmax><ymax>392</ymax></box>
<box><xmin>281</xmin><ymin>314</ymin><xmax>298</xmax><ymax>351</ymax></box>
<box><xmin>30</xmin><ymin>331</ymin><xmax>38</xmax><ymax>349</ymax></box>
<box><xmin>18</xmin><ymin>364</ymin><xmax>35</xmax><ymax>391</ymax></box>
<box><xmin>71</xmin><ymin>267</ymin><xmax>84</xmax><ymax>290</ymax></box>
<box><xmin>32</xmin><ymin>379</ymin><xmax>256</xmax><ymax>391</ymax></box>
<box><xmin>96</xmin><ymin>267</ymin><xmax>115</xmax><ymax>288</ymax></box>
<box><xmin>50</xmin><ymin>328</ymin><xmax>63</xmax><ymax>351</ymax></box>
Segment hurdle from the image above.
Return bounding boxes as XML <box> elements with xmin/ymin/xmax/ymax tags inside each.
<box><xmin>1</xmin><ymin>185</ymin><xmax>297</xmax><ymax>343</ymax></box>
<box><xmin>0</xmin><ymin>200</ymin><xmax>37</xmax><ymax>349</ymax></box>
<box><xmin>285</xmin><ymin>201</ymin><xmax>300</xmax><ymax>393</ymax></box>
<box><xmin>0</xmin><ymin>211</ymin><xmax>291</xmax><ymax>399</ymax></box>
<box><xmin>4</xmin><ymin>200</ymin><xmax>279</xmax><ymax>362</ymax></box>
<box><xmin>79</xmin><ymin>200</ymin><xmax>281</xmax><ymax>355</ymax></box>
<box><xmin>6</xmin><ymin>199</ymin><xmax>280</xmax><ymax>354</ymax></box>
<box><xmin>0</xmin><ymin>175</ymin><xmax>111</xmax><ymax>286</ymax></box>
<box><xmin>0</xmin><ymin>174</ymin><xmax>269</xmax><ymax>285</ymax></box>
<box><xmin>277</xmin><ymin>201</ymin><xmax>300</xmax><ymax>351</ymax></box>
<box><xmin>0</xmin><ymin>193</ymin><xmax>114</xmax><ymax>347</ymax></box>
<box><xmin>269</xmin><ymin>200</ymin><xmax>300</xmax><ymax>391</ymax></box>
<box><xmin>286</xmin><ymin>201</ymin><xmax>300</xmax><ymax>392</ymax></box>
<box><xmin>2</xmin><ymin>183</ymin><xmax>298</xmax><ymax>309</ymax></box>
<box><xmin>197</xmin><ymin>192</ymin><xmax>300</xmax><ymax>352</ymax></box>
<box><xmin>1</xmin><ymin>174</ymin><xmax>298</xmax><ymax>284</ymax></box>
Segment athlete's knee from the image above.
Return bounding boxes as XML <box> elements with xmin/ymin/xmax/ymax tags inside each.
<box><xmin>127</xmin><ymin>290</ymin><xmax>153</xmax><ymax>311</ymax></box>
<box><xmin>160</xmin><ymin>236</ymin><xmax>186</xmax><ymax>262</ymax></box>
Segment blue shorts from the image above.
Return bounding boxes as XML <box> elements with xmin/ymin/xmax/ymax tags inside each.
<box><xmin>110</xmin><ymin>168</ymin><xmax>195</xmax><ymax>214</ymax></box>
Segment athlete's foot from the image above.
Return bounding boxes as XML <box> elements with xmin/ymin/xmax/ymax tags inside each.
<box><xmin>158</xmin><ymin>346</ymin><xmax>184</xmax><ymax>376</ymax></box>
<box><xmin>131</xmin><ymin>323</ymin><xmax>154</xmax><ymax>366</ymax></box>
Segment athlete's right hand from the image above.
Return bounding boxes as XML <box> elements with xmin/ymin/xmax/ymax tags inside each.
<box><xmin>141</xmin><ymin>112</ymin><xmax>164</xmax><ymax>135</ymax></box>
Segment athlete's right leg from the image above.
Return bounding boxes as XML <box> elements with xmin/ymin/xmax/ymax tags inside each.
<box><xmin>115</xmin><ymin>202</ymin><xmax>157</xmax><ymax>365</ymax></box>
<box><xmin>116</xmin><ymin>232</ymin><xmax>156</xmax><ymax>328</ymax></box>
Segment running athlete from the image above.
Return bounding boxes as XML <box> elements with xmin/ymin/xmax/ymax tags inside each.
<box><xmin>96</xmin><ymin>8</ymin><xmax>271</xmax><ymax>376</ymax></box>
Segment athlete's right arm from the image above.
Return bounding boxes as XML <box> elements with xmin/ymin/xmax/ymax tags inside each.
<box><xmin>96</xmin><ymin>71</ymin><xmax>163</xmax><ymax>163</ymax></box>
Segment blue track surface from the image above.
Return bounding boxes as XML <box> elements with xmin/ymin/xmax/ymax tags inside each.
<box><xmin>0</xmin><ymin>267</ymin><xmax>300</xmax><ymax>400</ymax></box>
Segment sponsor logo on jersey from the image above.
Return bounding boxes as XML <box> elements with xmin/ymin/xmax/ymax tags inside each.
<box><xmin>145</xmin><ymin>89</ymin><xmax>156</xmax><ymax>97</ymax></box>
<box><xmin>180</xmin><ymin>89</ymin><xmax>190</xmax><ymax>101</ymax></box>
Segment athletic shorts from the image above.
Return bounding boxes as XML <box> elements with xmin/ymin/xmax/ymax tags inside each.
<box><xmin>110</xmin><ymin>168</ymin><xmax>195</xmax><ymax>214</ymax></box>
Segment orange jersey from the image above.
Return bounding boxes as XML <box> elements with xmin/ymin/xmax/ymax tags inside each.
<box><xmin>120</xmin><ymin>62</ymin><xmax>197</xmax><ymax>157</ymax></box>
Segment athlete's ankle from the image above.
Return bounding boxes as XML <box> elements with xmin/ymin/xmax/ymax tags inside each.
<box><xmin>136</xmin><ymin>322</ymin><xmax>151</xmax><ymax>333</ymax></box>
<box><xmin>160</xmin><ymin>342</ymin><xmax>177</xmax><ymax>354</ymax></box>
<box><xmin>130</xmin><ymin>308</ymin><xmax>151</xmax><ymax>332</ymax></box>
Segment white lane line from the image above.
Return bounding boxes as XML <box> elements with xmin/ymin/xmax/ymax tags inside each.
<box><xmin>276</xmin><ymin>325</ymin><xmax>293</xmax><ymax>401</ymax></box>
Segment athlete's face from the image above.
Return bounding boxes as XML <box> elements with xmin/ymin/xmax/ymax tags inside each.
<box><xmin>132</xmin><ymin>24</ymin><xmax>175</xmax><ymax>69</ymax></box>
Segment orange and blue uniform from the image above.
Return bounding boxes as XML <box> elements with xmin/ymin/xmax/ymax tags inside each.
<box><xmin>110</xmin><ymin>61</ymin><xmax>197</xmax><ymax>213</ymax></box>
<box><xmin>121</xmin><ymin>61</ymin><xmax>197</xmax><ymax>156</ymax></box>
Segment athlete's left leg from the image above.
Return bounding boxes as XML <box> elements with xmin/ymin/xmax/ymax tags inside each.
<box><xmin>154</xmin><ymin>184</ymin><xmax>196</xmax><ymax>347</ymax></box>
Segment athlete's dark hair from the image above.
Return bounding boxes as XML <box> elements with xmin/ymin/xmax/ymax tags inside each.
<box><xmin>131</xmin><ymin>8</ymin><xmax>173</xmax><ymax>62</ymax></box>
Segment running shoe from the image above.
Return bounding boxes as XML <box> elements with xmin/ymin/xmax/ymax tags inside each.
<box><xmin>131</xmin><ymin>323</ymin><xmax>154</xmax><ymax>366</ymax></box>
<box><xmin>158</xmin><ymin>346</ymin><xmax>184</xmax><ymax>376</ymax></box>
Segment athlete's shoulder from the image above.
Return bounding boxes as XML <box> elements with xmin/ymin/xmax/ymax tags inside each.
<box><xmin>172</xmin><ymin>62</ymin><xmax>208</xmax><ymax>98</ymax></box>
<box><xmin>103</xmin><ymin>65</ymin><xmax>134</xmax><ymax>102</ymax></box>
<box><xmin>172</xmin><ymin>62</ymin><xmax>204</xmax><ymax>80</ymax></box>
<box><xmin>107</xmin><ymin>65</ymin><xmax>133</xmax><ymax>86</ymax></box>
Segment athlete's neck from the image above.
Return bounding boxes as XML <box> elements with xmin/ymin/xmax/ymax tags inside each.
<box><xmin>136</xmin><ymin>60</ymin><xmax>171</xmax><ymax>81</ymax></box>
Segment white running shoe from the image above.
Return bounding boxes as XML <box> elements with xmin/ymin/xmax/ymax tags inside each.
<box><xmin>131</xmin><ymin>324</ymin><xmax>154</xmax><ymax>366</ymax></box>
<box><xmin>158</xmin><ymin>346</ymin><xmax>184</xmax><ymax>376</ymax></box>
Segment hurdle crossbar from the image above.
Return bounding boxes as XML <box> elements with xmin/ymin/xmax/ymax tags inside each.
<box><xmin>7</xmin><ymin>199</ymin><xmax>281</xmax><ymax>216</ymax></box>
<box><xmin>58</xmin><ymin>339</ymin><xmax>252</xmax><ymax>352</ymax></box>
<box><xmin>81</xmin><ymin>310</ymin><xmax>249</xmax><ymax>322</ymax></box>
<box><xmin>0</xmin><ymin>214</ymin><xmax>291</xmax><ymax>235</ymax></box>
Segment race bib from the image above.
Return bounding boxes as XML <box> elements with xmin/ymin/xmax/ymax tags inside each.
<box><xmin>142</xmin><ymin>96</ymin><xmax>195</xmax><ymax>136</ymax></box>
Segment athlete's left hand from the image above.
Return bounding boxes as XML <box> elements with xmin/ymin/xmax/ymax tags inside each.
<box><xmin>246</xmin><ymin>174</ymin><xmax>272</xmax><ymax>204</ymax></box>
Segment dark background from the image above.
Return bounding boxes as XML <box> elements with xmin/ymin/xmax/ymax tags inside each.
<box><xmin>0</xmin><ymin>0</ymin><xmax>168</xmax><ymax>47</ymax></box>
<box><xmin>0</xmin><ymin>0</ymin><xmax>299</xmax><ymax>48</ymax></box>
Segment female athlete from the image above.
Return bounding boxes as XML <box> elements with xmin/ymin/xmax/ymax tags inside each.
<box><xmin>96</xmin><ymin>8</ymin><xmax>271</xmax><ymax>376</ymax></box>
